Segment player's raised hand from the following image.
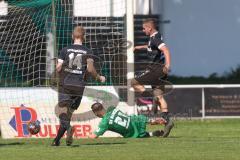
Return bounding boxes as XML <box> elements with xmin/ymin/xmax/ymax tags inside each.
<box><xmin>99</xmin><ymin>76</ymin><xmax>106</xmax><ymax>83</ymax></box>
<box><xmin>163</xmin><ymin>65</ymin><xmax>170</xmax><ymax>74</ymax></box>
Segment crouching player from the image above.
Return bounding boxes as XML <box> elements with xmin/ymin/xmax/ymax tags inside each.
<box><xmin>88</xmin><ymin>102</ymin><xmax>171</xmax><ymax>138</ymax></box>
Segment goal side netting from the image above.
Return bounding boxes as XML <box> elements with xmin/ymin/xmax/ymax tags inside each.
<box><xmin>0</xmin><ymin>0</ymin><xmax>132</xmax><ymax>139</ymax></box>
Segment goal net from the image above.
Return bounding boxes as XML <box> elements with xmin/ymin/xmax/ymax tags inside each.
<box><xmin>0</xmin><ymin>0</ymin><xmax>130</xmax><ymax>139</ymax></box>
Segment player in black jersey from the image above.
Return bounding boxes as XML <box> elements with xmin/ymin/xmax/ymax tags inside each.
<box><xmin>131</xmin><ymin>18</ymin><xmax>174</xmax><ymax>137</ymax></box>
<box><xmin>52</xmin><ymin>26</ymin><xmax>105</xmax><ymax>146</ymax></box>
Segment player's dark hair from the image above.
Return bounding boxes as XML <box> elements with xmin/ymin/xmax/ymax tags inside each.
<box><xmin>91</xmin><ymin>102</ymin><xmax>104</xmax><ymax>112</ymax></box>
<box><xmin>73</xmin><ymin>26</ymin><xmax>85</xmax><ymax>41</ymax></box>
<box><xmin>143</xmin><ymin>18</ymin><xmax>157</xmax><ymax>29</ymax></box>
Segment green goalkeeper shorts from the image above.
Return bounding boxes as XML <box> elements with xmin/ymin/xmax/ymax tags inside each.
<box><xmin>131</xmin><ymin>115</ymin><xmax>149</xmax><ymax>138</ymax></box>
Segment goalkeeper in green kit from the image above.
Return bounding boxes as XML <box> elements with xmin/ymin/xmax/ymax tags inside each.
<box><xmin>89</xmin><ymin>102</ymin><xmax>169</xmax><ymax>138</ymax></box>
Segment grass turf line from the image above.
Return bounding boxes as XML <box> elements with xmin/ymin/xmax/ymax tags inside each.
<box><xmin>0</xmin><ymin>119</ymin><xmax>240</xmax><ymax>160</ymax></box>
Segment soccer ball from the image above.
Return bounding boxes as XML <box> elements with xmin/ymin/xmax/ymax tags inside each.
<box><xmin>27</xmin><ymin>121</ymin><xmax>41</xmax><ymax>135</ymax></box>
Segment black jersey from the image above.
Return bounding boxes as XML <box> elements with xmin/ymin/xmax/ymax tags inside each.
<box><xmin>147</xmin><ymin>32</ymin><xmax>165</xmax><ymax>64</ymax></box>
<box><xmin>58</xmin><ymin>44</ymin><xmax>93</xmax><ymax>88</ymax></box>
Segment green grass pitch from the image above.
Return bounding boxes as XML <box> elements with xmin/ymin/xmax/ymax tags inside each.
<box><xmin>0</xmin><ymin>119</ymin><xmax>240</xmax><ymax>160</ymax></box>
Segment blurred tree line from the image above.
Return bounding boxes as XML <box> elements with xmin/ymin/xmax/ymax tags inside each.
<box><xmin>169</xmin><ymin>65</ymin><xmax>240</xmax><ymax>84</ymax></box>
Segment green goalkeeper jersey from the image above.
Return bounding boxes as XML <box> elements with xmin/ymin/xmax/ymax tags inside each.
<box><xmin>94</xmin><ymin>106</ymin><xmax>149</xmax><ymax>138</ymax></box>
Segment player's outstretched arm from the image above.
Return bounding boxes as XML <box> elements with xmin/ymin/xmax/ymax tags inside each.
<box><xmin>86</xmin><ymin>58</ymin><xmax>106</xmax><ymax>83</ymax></box>
<box><xmin>134</xmin><ymin>45</ymin><xmax>148</xmax><ymax>52</ymax></box>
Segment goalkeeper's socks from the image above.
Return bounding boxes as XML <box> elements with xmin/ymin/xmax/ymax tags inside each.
<box><xmin>55</xmin><ymin>125</ymin><xmax>66</xmax><ymax>142</ymax></box>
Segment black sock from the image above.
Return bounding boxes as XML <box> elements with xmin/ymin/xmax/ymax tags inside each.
<box><xmin>59</xmin><ymin>113</ymin><xmax>71</xmax><ymax>130</ymax></box>
<box><xmin>54</xmin><ymin>113</ymin><xmax>71</xmax><ymax>142</ymax></box>
<box><xmin>55</xmin><ymin>125</ymin><xmax>66</xmax><ymax>142</ymax></box>
<box><xmin>160</xmin><ymin>112</ymin><xmax>169</xmax><ymax>122</ymax></box>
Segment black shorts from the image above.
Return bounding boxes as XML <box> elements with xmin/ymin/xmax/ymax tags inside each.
<box><xmin>135</xmin><ymin>64</ymin><xmax>167</xmax><ymax>87</ymax></box>
<box><xmin>58</xmin><ymin>85</ymin><xmax>85</xmax><ymax>110</ymax></box>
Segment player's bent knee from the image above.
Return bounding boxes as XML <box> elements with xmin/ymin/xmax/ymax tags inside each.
<box><xmin>131</xmin><ymin>78</ymin><xmax>143</xmax><ymax>87</ymax></box>
<box><xmin>55</xmin><ymin>105</ymin><xmax>68</xmax><ymax>117</ymax></box>
<box><xmin>131</xmin><ymin>78</ymin><xmax>137</xmax><ymax>87</ymax></box>
<box><xmin>58</xmin><ymin>101</ymin><xmax>70</xmax><ymax>108</ymax></box>
<box><xmin>131</xmin><ymin>79</ymin><xmax>146</xmax><ymax>93</ymax></box>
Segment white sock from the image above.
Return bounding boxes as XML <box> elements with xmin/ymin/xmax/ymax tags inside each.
<box><xmin>149</xmin><ymin>132</ymin><xmax>153</xmax><ymax>137</ymax></box>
